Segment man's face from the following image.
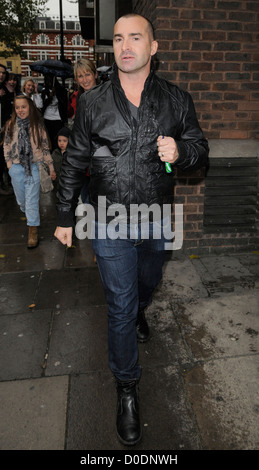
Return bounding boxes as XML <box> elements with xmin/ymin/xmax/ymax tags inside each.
<box><xmin>0</xmin><ymin>67</ymin><xmax>6</xmax><ymax>84</ymax></box>
<box><xmin>113</xmin><ymin>16</ymin><xmax>158</xmax><ymax>76</ymax></box>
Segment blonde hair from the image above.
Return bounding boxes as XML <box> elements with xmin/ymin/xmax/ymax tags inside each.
<box><xmin>22</xmin><ymin>78</ymin><xmax>35</xmax><ymax>94</ymax></box>
<box><xmin>74</xmin><ymin>58</ymin><xmax>98</xmax><ymax>82</ymax></box>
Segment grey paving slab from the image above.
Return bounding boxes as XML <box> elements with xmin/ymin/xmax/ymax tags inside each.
<box><xmin>160</xmin><ymin>257</ymin><xmax>209</xmax><ymax>301</ymax></box>
<box><xmin>0</xmin><ymin>194</ymin><xmax>21</xmax><ymax>223</ymax></box>
<box><xmin>0</xmin><ymin>271</ymin><xmax>41</xmax><ymax>315</ymax></box>
<box><xmin>0</xmin><ymin>310</ymin><xmax>51</xmax><ymax>380</ymax></box>
<box><xmin>236</xmin><ymin>252</ymin><xmax>259</xmax><ymax>277</ymax></box>
<box><xmin>137</xmin><ymin>366</ymin><xmax>201</xmax><ymax>450</ymax></box>
<box><xmin>0</xmin><ymin>222</ymin><xmax>27</xmax><ymax>245</ymax></box>
<box><xmin>38</xmin><ymin>222</ymin><xmax>59</xmax><ymax>243</ymax></box>
<box><xmin>45</xmin><ymin>307</ymin><xmax>108</xmax><ymax>376</ymax></box>
<box><xmin>177</xmin><ymin>292</ymin><xmax>259</xmax><ymax>361</ymax></box>
<box><xmin>65</xmin><ymin>371</ymin><xmax>117</xmax><ymax>450</ymax></box>
<box><xmin>175</xmin><ymin>289</ymin><xmax>259</xmax><ymax>450</ymax></box>
<box><xmin>66</xmin><ymin>366</ymin><xmax>201</xmax><ymax>451</ymax></box>
<box><xmin>0</xmin><ymin>239</ymin><xmax>65</xmax><ymax>273</ymax></box>
<box><xmin>34</xmin><ymin>267</ymin><xmax>106</xmax><ymax>311</ymax></box>
<box><xmin>184</xmin><ymin>356</ymin><xmax>259</xmax><ymax>450</ymax></box>
<box><xmin>64</xmin><ymin>238</ymin><xmax>97</xmax><ymax>268</ymax></box>
<box><xmin>0</xmin><ymin>376</ymin><xmax>68</xmax><ymax>450</ymax></box>
<box><xmin>39</xmin><ymin>191</ymin><xmax>59</xmax><ymax>221</ymax></box>
<box><xmin>191</xmin><ymin>253</ymin><xmax>258</xmax><ymax>292</ymax></box>
<box><xmin>138</xmin><ymin>300</ymin><xmax>190</xmax><ymax>368</ymax></box>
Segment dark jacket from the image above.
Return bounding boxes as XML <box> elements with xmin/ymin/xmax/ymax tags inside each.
<box><xmin>41</xmin><ymin>78</ymin><xmax>68</xmax><ymax>124</ymax></box>
<box><xmin>56</xmin><ymin>64</ymin><xmax>209</xmax><ymax>227</ymax></box>
<box><xmin>0</xmin><ymin>87</ymin><xmax>14</xmax><ymax>128</ymax></box>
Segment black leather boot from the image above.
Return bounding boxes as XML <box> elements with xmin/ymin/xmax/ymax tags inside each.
<box><xmin>116</xmin><ymin>380</ymin><xmax>142</xmax><ymax>446</ymax></box>
<box><xmin>136</xmin><ymin>308</ymin><xmax>150</xmax><ymax>342</ymax></box>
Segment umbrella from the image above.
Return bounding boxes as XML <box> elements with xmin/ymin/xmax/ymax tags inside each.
<box><xmin>30</xmin><ymin>59</ymin><xmax>74</xmax><ymax>78</ymax></box>
<box><xmin>97</xmin><ymin>66</ymin><xmax>112</xmax><ymax>73</ymax></box>
<box><xmin>97</xmin><ymin>65</ymin><xmax>112</xmax><ymax>81</ymax></box>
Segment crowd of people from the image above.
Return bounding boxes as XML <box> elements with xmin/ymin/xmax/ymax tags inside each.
<box><xmin>0</xmin><ymin>58</ymin><xmax>99</xmax><ymax>248</ymax></box>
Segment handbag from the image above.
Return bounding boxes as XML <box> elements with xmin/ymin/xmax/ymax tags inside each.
<box><xmin>38</xmin><ymin>161</ymin><xmax>53</xmax><ymax>193</ymax></box>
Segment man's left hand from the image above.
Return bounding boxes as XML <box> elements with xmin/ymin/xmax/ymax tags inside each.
<box><xmin>157</xmin><ymin>135</ymin><xmax>179</xmax><ymax>164</ymax></box>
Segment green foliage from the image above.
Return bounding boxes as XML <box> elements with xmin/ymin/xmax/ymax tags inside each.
<box><xmin>0</xmin><ymin>0</ymin><xmax>47</xmax><ymax>57</ymax></box>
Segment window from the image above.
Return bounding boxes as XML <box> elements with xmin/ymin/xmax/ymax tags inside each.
<box><xmin>55</xmin><ymin>35</ymin><xmax>66</xmax><ymax>45</ymax></box>
<box><xmin>25</xmin><ymin>65</ymin><xmax>32</xmax><ymax>77</ymax></box>
<box><xmin>39</xmin><ymin>51</ymin><xmax>47</xmax><ymax>60</ymax></box>
<box><xmin>55</xmin><ymin>21</ymin><xmax>66</xmax><ymax>29</ymax></box>
<box><xmin>40</xmin><ymin>21</ymin><xmax>45</xmax><ymax>29</ymax></box>
<box><xmin>37</xmin><ymin>34</ymin><xmax>49</xmax><ymax>45</ymax></box>
<box><xmin>74</xmin><ymin>51</ymin><xmax>83</xmax><ymax>60</ymax></box>
<box><xmin>24</xmin><ymin>34</ymin><xmax>31</xmax><ymax>44</ymax></box>
<box><xmin>72</xmin><ymin>35</ymin><xmax>84</xmax><ymax>46</ymax></box>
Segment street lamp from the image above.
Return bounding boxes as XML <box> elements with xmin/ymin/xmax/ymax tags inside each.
<box><xmin>59</xmin><ymin>0</ymin><xmax>65</xmax><ymax>61</ymax></box>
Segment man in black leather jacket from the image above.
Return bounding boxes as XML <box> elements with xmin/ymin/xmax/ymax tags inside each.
<box><xmin>55</xmin><ymin>14</ymin><xmax>209</xmax><ymax>446</ymax></box>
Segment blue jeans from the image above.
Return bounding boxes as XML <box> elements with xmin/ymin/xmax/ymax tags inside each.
<box><xmin>91</xmin><ymin>221</ymin><xmax>167</xmax><ymax>382</ymax></box>
<box><xmin>9</xmin><ymin>163</ymin><xmax>40</xmax><ymax>226</ymax></box>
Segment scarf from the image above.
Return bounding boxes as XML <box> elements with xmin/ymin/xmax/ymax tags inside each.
<box><xmin>17</xmin><ymin>117</ymin><xmax>34</xmax><ymax>177</ymax></box>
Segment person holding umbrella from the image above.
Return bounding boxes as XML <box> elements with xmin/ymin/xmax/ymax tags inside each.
<box><xmin>41</xmin><ymin>73</ymin><xmax>68</xmax><ymax>150</ymax></box>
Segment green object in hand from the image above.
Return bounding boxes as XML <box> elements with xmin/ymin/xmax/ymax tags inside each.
<box><xmin>165</xmin><ymin>162</ymin><xmax>172</xmax><ymax>173</ymax></box>
<box><xmin>161</xmin><ymin>136</ymin><xmax>172</xmax><ymax>173</ymax></box>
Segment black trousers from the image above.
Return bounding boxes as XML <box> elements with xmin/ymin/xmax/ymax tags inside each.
<box><xmin>44</xmin><ymin>119</ymin><xmax>63</xmax><ymax>151</ymax></box>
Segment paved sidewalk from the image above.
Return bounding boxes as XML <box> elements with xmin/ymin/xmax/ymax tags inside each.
<box><xmin>0</xmin><ymin>191</ymin><xmax>258</xmax><ymax>452</ymax></box>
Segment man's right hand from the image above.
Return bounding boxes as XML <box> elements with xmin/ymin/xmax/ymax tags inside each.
<box><xmin>54</xmin><ymin>226</ymin><xmax>73</xmax><ymax>247</ymax></box>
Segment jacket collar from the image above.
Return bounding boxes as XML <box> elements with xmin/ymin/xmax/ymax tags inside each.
<box><xmin>110</xmin><ymin>62</ymin><xmax>155</xmax><ymax>93</ymax></box>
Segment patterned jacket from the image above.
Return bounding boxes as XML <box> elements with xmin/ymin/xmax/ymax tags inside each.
<box><xmin>3</xmin><ymin>122</ymin><xmax>53</xmax><ymax>169</ymax></box>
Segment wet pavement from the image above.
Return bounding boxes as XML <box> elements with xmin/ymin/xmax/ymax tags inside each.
<box><xmin>0</xmin><ymin>190</ymin><xmax>258</xmax><ymax>455</ymax></box>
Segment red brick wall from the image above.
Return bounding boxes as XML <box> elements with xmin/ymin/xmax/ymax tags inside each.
<box><xmin>132</xmin><ymin>0</ymin><xmax>259</xmax><ymax>254</ymax></box>
<box><xmin>173</xmin><ymin>169</ymin><xmax>206</xmax><ymax>253</ymax></box>
<box><xmin>133</xmin><ymin>0</ymin><xmax>259</xmax><ymax>140</ymax></box>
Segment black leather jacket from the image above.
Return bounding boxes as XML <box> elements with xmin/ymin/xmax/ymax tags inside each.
<box><xmin>57</xmin><ymin>64</ymin><xmax>209</xmax><ymax>226</ymax></box>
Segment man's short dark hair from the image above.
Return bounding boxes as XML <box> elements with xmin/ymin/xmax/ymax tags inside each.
<box><xmin>119</xmin><ymin>13</ymin><xmax>155</xmax><ymax>40</ymax></box>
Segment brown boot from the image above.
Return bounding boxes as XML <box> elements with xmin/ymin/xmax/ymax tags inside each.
<box><xmin>27</xmin><ymin>226</ymin><xmax>39</xmax><ymax>249</ymax></box>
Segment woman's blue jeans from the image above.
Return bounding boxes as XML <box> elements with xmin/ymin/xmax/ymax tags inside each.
<box><xmin>9</xmin><ymin>163</ymin><xmax>40</xmax><ymax>226</ymax></box>
<box><xmin>91</xmin><ymin>220</ymin><xmax>168</xmax><ymax>382</ymax></box>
